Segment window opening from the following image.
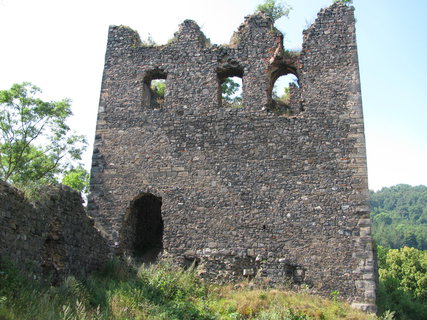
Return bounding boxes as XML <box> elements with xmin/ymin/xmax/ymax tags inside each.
<box><xmin>217</xmin><ymin>64</ymin><xmax>244</xmax><ymax>107</ymax></box>
<box><xmin>271</xmin><ymin>73</ymin><xmax>299</xmax><ymax>115</ymax></box>
<box><xmin>151</xmin><ymin>79</ymin><xmax>166</xmax><ymax>106</ymax></box>
<box><xmin>221</xmin><ymin>76</ymin><xmax>243</xmax><ymax>107</ymax></box>
<box><xmin>143</xmin><ymin>70</ymin><xmax>167</xmax><ymax>108</ymax></box>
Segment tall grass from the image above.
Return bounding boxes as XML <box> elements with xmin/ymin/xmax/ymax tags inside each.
<box><xmin>0</xmin><ymin>258</ymin><xmax>382</xmax><ymax>320</ymax></box>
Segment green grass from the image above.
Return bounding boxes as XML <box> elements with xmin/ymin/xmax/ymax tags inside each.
<box><xmin>0</xmin><ymin>258</ymin><xmax>383</xmax><ymax>320</ymax></box>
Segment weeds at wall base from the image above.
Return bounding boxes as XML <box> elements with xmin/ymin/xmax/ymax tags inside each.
<box><xmin>1</xmin><ymin>258</ymin><xmax>380</xmax><ymax>319</ymax></box>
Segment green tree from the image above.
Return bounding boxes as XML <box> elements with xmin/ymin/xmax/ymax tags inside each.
<box><xmin>0</xmin><ymin>82</ymin><xmax>87</xmax><ymax>189</ymax></box>
<box><xmin>273</xmin><ymin>86</ymin><xmax>290</xmax><ymax>104</ymax></box>
<box><xmin>150</xmin><ymin>80</ymin><xmax>166</xmax><ymax>107</ymax></box>
<box><xmin>370</xmin><ymin>184</ymin><xmax>427</xmax><ymax>250</ymax></box>
<box><xmin>141</xmin><ymin>33</ymin><xmax>156</xmax><ymax>47</ymax></box>
<box><xmin>256</xmin><ymin>0</ymin><xmax>291</xmax><ymax>22</ymax></box>
<box><xmin>151</xmin><ymin>80</ymin><xmax>165</xmax><ymax>99</ymax></box>
<box><xmin>333</xmin><ymin>0</ymin><xmax>353</xmax><ymax>5</ymax></box>
<box><xmin>221</xmin><ymin>78</ymin><xmax>240</xmax><ymax>102</ymax></box>
<box><xmin>381</xmin><ymin>246</ymin><xmax>427</xmax><ymax>302</ymax></box>
<box><xmin>376</xmin><ymin>245</ymin><xmax>427</xmax><ymax>319</ymax></box>
<box><xmin>62</xmin><ymin>165</ymin><xmax>90</xmax><ymax>194</ymax></box>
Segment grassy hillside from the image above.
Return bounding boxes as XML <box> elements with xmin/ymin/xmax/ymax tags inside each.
<box><xmin>0</xmin><ymin>259</ymin><xmax>377</xmax><ymax>320</ymax></box>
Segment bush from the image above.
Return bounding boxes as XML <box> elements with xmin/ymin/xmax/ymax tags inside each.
<box><xmin>376</xmin><ymin>246</ymin><xmax>427</xmax><ymax>319</ymax></box>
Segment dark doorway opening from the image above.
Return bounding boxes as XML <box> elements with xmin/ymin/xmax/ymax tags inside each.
<box><xmin>127</xmin><ymin>193</ymin><xmax>163</xmax><ymax>262</ymax></box>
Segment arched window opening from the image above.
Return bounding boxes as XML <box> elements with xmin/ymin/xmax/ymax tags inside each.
<box><xmin>270</xmin><ymin>73</ymin><xmax>300</xmax><ymax>115</ymax></box>
<box><xmin>122</xmin><ymin>193</ymin><xmax>163</xmax><ymax>262</ymax></box>
<box><xmin>143</xmin><ymin>70</ymin><xmax>167</xmax><ymax>108</ymax></box>
<box><xmin>217</xmin><ymin>65</ymin><xmax>244</xmax><ymax>107</ymax></box>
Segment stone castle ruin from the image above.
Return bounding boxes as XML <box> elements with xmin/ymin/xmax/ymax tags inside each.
<box><xmin>0</xmin><ymin>181</ymin><xmax>110</xmax><ymax>284</ymax></box>
<box><xmin>0</xmin><ymin>3</ymin><xmax>376</xmax><ymax>313</ymax></box>
<box><xmin>87</xmin><ymin>3</ymin><xmax>375</xmax><ymax>311</ymax></box>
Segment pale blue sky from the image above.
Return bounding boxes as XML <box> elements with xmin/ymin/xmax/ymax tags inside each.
<box><xmin>0</xmin><ymin>0</ymin><xmax>426</xmax><ymax>190</ymax></box>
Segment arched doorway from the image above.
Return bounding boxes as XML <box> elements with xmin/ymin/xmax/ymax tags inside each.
<box><xmin>121</xmin><ymin>193</ymin><xmax>163</xmax><ymax>262</ymax></box>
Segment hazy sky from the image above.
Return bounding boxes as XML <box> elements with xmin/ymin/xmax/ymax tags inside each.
<box><xmin>0</xmin><ymin>0</ymin><xmax>426</xmax><ymax>191</ymax></box>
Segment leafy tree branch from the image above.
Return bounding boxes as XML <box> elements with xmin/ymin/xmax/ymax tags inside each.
<box><xmin>256</xmin><ymin>0</ymin><xmax>291</xmax><ymax>22</ymax></box>
<box><xmin>0</xmin><ymin>82</ymin><xmax>88</xmax><ymax>193</ymax></box>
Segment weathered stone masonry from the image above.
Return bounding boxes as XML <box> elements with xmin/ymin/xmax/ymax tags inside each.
<box><xmin>88</xmin><ymin>4</ymin><xmax>376</xmax><ymax>311</ymax></box>
<box><xmin>0</xmin><ymin>181</ymin><xmax>110</xmax><ymax>282</ymax></box>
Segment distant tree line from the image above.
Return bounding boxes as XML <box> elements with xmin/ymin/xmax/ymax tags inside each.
<box><xmin>371</xmin><ymin>185</ymin><xmax>426</xmax><ymax>319</ymax></box>
<box><xmin>370</xmin><ymin>184</ymin><xmax>427</xmax><ymax>250</ymax></box>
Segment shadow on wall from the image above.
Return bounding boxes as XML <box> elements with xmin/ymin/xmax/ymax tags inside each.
<box><xmin>41</xmin><ymin>217</ymin><xmax>65</xmax><ymax>285</ymax></box>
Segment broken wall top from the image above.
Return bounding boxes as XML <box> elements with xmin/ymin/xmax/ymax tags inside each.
<box><xmin>89</xmin><ymin>3</ymin><xmax>375</xmax><ymax>312</ymax></box>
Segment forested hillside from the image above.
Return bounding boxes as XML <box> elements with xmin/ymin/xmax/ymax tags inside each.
<box><xmin>370</xmin><ymin>185</ymin><xmax>427</xmax><ymax>319</ymax></box>
<box><xmin>370</xmin><ymin>184</ymin><xmax>427</xmax><ymax>250</ymax></box>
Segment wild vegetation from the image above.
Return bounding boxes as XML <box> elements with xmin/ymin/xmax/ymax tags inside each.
<box><xmin>256</xmin><ymin>0</ymin><xmax>291</xmax><ymax>22</ymax></box>
<box><xmin>371</xmin><ymin>185</ymin><xmax>427</xmax><ymax>319</ymax></box>
<box><xmin>2</xmin><ymin>81</ymin><xmax>426</xmax><ymax>319</ymax></box>
<box><xmin>151</xmin><ymin>80</ymin><xmax>166</xmax><ymax>106</ymax></box>
<box><xmin>333</xmin><ymin>0</ymin><xmax>353</xmax><ymax>6</ymax></box>
<box><xmin>2</xmin><ymin>184</ymin><xmax>426</xmax><ymax>319</ymax></box>
<box><xmin>1</xmin><ymin>1</ymin><xmax>426</xmax><ymax>318</ymax></box>
<box><xmin>0</xmin><ymin>258</ymin><xmax>378</xmax><ymax>320</ymax></box>
<box><xmin>370</xmin><ymin>184</ymin><xmax>427</xmax><ymax>250</ymax></box>
<box><xmin>8</xmin><ymin>182</ymin><xmax>427</xmax><ymax>319</ymax></box>
<box><xmin>376</xmin><ymin>246</ymin><xmax>426</xmax><ymax>319</ymax></box>
<box><xmin>0</xmin><ymin>82</ymin><xmax>89</xmax><ymax>196</ymax></box>
<box><xmin>221</xmin><ymin>78</ymin><xmax>243</xmax><ymax>107</ymax></box>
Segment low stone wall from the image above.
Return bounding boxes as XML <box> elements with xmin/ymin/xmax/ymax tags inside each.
<box><xmin>0</xmin><ymin>180</ymin><xmax>110</xmax><ymax>282</ymax></box>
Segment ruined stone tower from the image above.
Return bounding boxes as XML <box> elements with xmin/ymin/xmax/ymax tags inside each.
<box><xmin>88</xmin><ymin>3</ymin><xmax>376</xmax><ymax>311</ymax></box>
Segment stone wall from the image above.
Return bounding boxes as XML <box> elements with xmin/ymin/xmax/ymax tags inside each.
<box><xmin>0</xmin><ymin>180</ymin><xmax>109</xmax><ymax>282</ymax></box>
<box><xmin>88</xmin><ymin>3</ymin><xmax>376</xmax><ymax>311</ymax></box>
